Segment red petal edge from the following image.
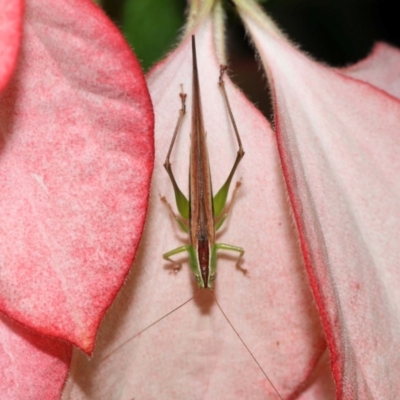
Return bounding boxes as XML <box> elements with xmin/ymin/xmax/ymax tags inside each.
<box><xmin>0</xmin><ymin>314</ymin><xmax>71</xmax><ymax>400</ymax></box>
<box><xmin>240</xmin><ymin>9</ymin><xmax>400</xmax><ymax>399</ymax></box>
<box><xmin>0</xmin><ymin>0</ymin><xmax>154</xmax><ymax>354</ymax></box>
<box><xmin>0</xmin><ymin>0</ymin><xmax>23</xmax><ymax>91</ymax></box>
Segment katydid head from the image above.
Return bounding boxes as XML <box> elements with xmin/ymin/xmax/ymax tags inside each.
<box><xmin>194</xmin><ymin>270</ymin><xmax>216</xmax><ymax>289</ymax></box>
<box><xmin>187</xmin><ymin>244</ymin><xmax>216</xmax><ymax>288</ymax></box>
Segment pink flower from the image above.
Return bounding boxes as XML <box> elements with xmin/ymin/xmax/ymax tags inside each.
<box><xmin>2</xmin><ymin>0</ymin><xmax>399</xmax><ymax>398</ymax></box>
<box><xmin>65</xmin><ymin>1</ymin><xmax>397</xmax><ymax>398</ymax></box>
<box><xmin>0</xmin><ymin>0</ymin><xmax>153</xmax><ymax>398</ymax></box>
<box><xmin>235</xmin><ymin>0</ymin><xmax>400</xmax><ymax>398</ymax></box>
<box><xmin>65</xmin><ymin>3</ymin><xmax>328</xmax><ymax>399</ymax></box>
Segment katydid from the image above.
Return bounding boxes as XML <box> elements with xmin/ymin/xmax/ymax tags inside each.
<box><xmin>162</xmin><ymin>36</ymin><xmax>282</xmax><ymax>398</ymax></box>
<box><xmin>100</xmin><ymin>35</ymin><xmax>283</xmax><ymax>400</ymax></box>
<box><xmin>163</xmin><ymin>35</ymin><xmax>245</xmax><ymax>289</ymax></box>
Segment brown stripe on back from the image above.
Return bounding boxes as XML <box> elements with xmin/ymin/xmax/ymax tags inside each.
<box><xmin>198</xmin><ymin>238</ymin><xmax>210</xmax><ymax>288</ymax></box>
<box><xmin>189</xmin><ymin>35</ymin><xmax>215</xmax><ymax>249</ymax></box>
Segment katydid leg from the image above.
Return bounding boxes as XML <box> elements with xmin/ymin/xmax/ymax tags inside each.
<box><xmin>164</xmin><ymin>90</ymin><xmax>190</xmax><ymax>220</ymax></box>
<box><xmin>163</xmin><ymin>245</ymin><xmax>191</xmax><ymax>271</ymax></box>
<box><xmin>160</xmin><ymin>195</ymin><xmax>189</xmax><ymax>233</ymax></box>
<box><xmin>213</xmin><ymin>66</ymin><xmax>245</xmax><ymax>218</ymax></box>
<box><xmin>215</xmin><ymin>181</ymin><xmax>241</xmax><ymax>231</ymax></box>
<box><xmin>215</xmin><ymin>243</ymin><xmax>246</xmax><ymax>274</ymax></box>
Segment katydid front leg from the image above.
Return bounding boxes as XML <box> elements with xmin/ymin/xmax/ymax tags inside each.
<box><xmin>208</xmin><ymin>242</ymin><xmax>246</xmax><ymax>281</ymax></box>
<box><xmin>215</xmin><ymin>243</ymin><xmax>246</xmax><ymax>275</ymax></box>
<box><xmin>163</xmin><ymin>245</ymin><xmax>191</xmax><ymax>272</ymax></box>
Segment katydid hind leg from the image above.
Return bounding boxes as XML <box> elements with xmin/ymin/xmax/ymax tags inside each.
<box><xmin>160</xmin><ymin>195</ymin><xmax>189</xmax><ymax>233</ymax></box>
<box><xmin>215</xmin><ymin>181</ymin><xmax>241</xmax><ymax>231</ymax></box>
<box><xmin>213</xmin><ymin>66</ymin><xmax>245</xmax><ymax>218</ymax></box>
<box><xmin>163</xmin><ymin>89</ymin><xmax>190</xmax><ymax>220</ymax></box>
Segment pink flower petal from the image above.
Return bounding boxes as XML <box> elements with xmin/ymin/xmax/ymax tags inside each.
<box><xmin>63</xmin><ymin>16</ymin><xmax>326</xmax><ymax>399</ymax></box>
<box><xmin>297</xmin><ymin>350</ymin><xmax>336</xmax><ymax>400</ymax></box>
<box><xmin>0</xmin><ymin>0</ymin><xmax>22</xmax><ymax>91</ymax></box>
<box><xmin>237</xmin><ymin>2</ymin><xmax>400</xmax><ymax>398</ymax></box>
<box><xmin>0</xmin><ymin>314</ymin><xmax>71</xmax><ymax>400</ymax></box>
<box><xmin>342</xmin><ymin>42</ymin><xmax>400</xmax><ymax>99</ymax></box>
<box><xmin>0</xmin><ymin>0</ymin><xmax>153</xmax><ymax>354</ymax></box>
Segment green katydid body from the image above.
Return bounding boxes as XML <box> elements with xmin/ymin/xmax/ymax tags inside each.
<box><xmin>163</xmin><ymin>35</ymin><xmax>245</xmax><ymax>289</ymax></box>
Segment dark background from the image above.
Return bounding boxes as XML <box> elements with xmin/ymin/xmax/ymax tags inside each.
<box><xmin>99</xmin><ymin>0</ymin><xmax>400</xmax><ymax>117</ymax></box>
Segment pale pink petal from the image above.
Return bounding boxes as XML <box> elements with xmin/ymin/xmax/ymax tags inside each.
<box><xmin>0</xmin><ymin>0</ymin><xmax>22</xmax><ymax>91</ymax></box>
<box><xmin>237</xmin><ymin>2</ymin><xmax>400</xmax><ymax>398</ymax></box>
<box><xmin>342</xmin><ymin>42</ymin><xmax>400</xmax><ymax>99</ymax></box>
<box><xmin>0</xmin><ymin>0</ymin><xmax>153</xmax><ymax>353</ymax></box>
<box><xmin>63</xmin><ymin>16</ymin><xmax>325</xmax><ymax>400</ymax></box>
<box><xmin>0</xmin><ymin>313</ymin><xmax>71</xmax><ymax>399</ymax></box>
<box><xmin>297</xmin><ymin>350</ymin><xmax>335</xmax><ymax>400</ymax></box>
